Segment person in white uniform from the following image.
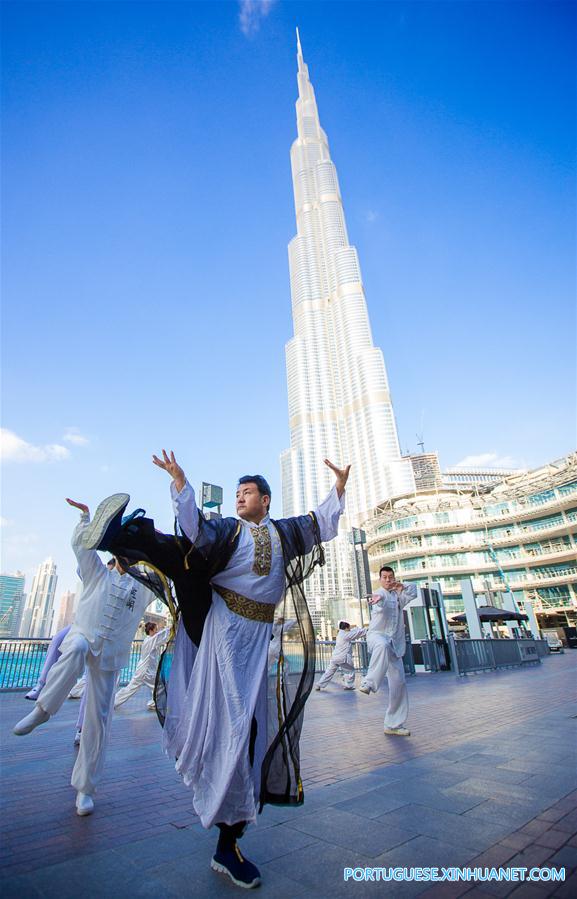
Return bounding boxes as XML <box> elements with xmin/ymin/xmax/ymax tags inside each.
<box><xmin>114</xmin><ymin>621</ymin><xmax>170</xmax><ymax>710</ymax></box>
<box><xmin>268</xmin><ymin>617</ymin><xmax>297</xmax><ymax>671</ymax></box>
<box><xmin>316</xmin><ymin>621</ymin><xmax>366</xmax><ymax>690</ymax></box>
<box><xmin>80</xmin><ymin>450</ymin><xmax>349</xmax><ymax>889</ymax></box>
<box><xmin>13</xmin><ymin>499</ymin><xmax>157</xmax><ymax>816</ymax></box>
<box><xmin>359</xmin><ymin>565</ymin><xmax>417</xmax><ymax>737</ymax></box>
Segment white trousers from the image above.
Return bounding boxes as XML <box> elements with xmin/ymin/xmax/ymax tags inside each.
<box><xmin>317</xmin><ymin>659</ymin><xmax>356</xmax><ymax>688</ymax></box>
<box><xmin>37</xmin><ymin>633</ymin><xmax>118</xmax><ymax>795</ymax></box>
<box><xmin>363</xmin><ymin>634</ymin><xmax>409</xmax><ymax>729</ymax></box>
<box><xmin>114</xmin><ymin>671</ymin><xmax>154</xmax><ymax>707</ymax></box>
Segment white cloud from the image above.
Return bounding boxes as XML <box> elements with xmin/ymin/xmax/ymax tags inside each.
<box><xmin>453</xmin><ymin>452</ymin><xmax>520</xmax><ymax>470</ymax></box>
<box><xmin>365</xmin><ymin>209</ymin><xmax>379</xmax><ymax>224</ymax></box>
<box><xmin>239</xmin><ymin>0</ymin><xmax>276</xmax><ymax>37</ymax></box>
<box><xmin>63</xmin><ymin>427</ymin><xmax>89</xmax><ymax>446</ymax></box>
<box><xmin>0</xmin><ymin>429</ymin><xmax>71</xmax><ymax>463</ymax></box>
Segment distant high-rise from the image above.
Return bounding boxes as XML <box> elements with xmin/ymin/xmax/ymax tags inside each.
<box><xmin>19</xmin><ymin>558</ymin><xmax>58</xmax><ymax>637</ymax></box>
<box><xmin>281</xmin><ymin>33</ymin><xmax>415</xmax><ymax>622</ymax></box>
<box><xmin>0</xmin><ymin>572</ymin><xmax>26</xmax><ymax>637</ymax></box>
<box><xmin>55</xmin><ymin>590</ymin><xmax>76</xmax><ymax>631</ymax></box>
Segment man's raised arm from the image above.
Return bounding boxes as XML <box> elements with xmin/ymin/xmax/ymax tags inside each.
<box><xmin>152</xmin><ymin>449</ymin><xmax>199</xmax><ymax>543</ymax></box>
<box><xmin>66</xmin><ymin>498</ymin><xmax>106</xmax><ymax>581</ymax></box>
<box><xmin>312</xmin><ymin>459</ymin><xmax>350</xmax><ymax>542</ymax></box>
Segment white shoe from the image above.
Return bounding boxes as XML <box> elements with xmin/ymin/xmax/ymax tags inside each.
<box><xmin>358</xmin><ymin>684</ymin><xmax>372</xmax><ymax>695</ymax></box>
<box><xmin>25</xmin><ymin>687</ymin><xmax>41</xmax><ymax>701</ymax></box>
<box><xmin>76</xmin><ymin>792</ymin><xmax>94</xmax><ymax>816</ymax></box>
<box><xmin>13</xmin><ymin>705</ymin><xmax>50</xmax><ymax>735</ymax></box>
<box><xmin>74</xmin><ymin>730</ymin><xmax>82</xmax><ymax>746</ymax></box>
<box><xmin>384</xmin><ymin>726</ymin><xmax>410</xmax><ymax>737</ymax></box>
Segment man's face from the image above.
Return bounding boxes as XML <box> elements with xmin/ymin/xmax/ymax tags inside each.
<box><xmin>380</xmin><ymin>569</ymin><xmax>396</xmax><ymax>590</ymax></box>
<box><xmin>236</xmin><ymin>482</ymin><xmax>269</xmax><ymax>522</ymax></box>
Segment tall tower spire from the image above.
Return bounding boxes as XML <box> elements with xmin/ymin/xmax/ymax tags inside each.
<box><xmin>281</xmin><ymin>36</ymin><xmax>415</xmax><ymax>621</ymax></box>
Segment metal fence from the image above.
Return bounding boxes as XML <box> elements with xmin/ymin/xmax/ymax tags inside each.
<box><xmin>313</xmin><ymin>639</ymin><xmax>415</xmax><ymax>676</ymax></box>
<box><xmin>452</xmin><ymin>637</ymin><xmax>546</xmax><ymax>675</ymax></box>
<box><xmin>0</xmin><ymin>639</ymin><xmax>145</xmax><ymax>690</ymax></box>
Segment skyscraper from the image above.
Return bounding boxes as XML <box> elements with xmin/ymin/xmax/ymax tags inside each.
<box><xmin>281</xmin><ymin>33</ymin><xmax>415</xmax><ymax>623</ymax></box>
<box><xmin>19</xmin><ymin>557</ymin><xmax>58</xmax><ymax>638</ymax></box>
<box><xmin>0</xmin><ymin>572</ymin><xmax>26</xmax><ymax>638</ymax></box>
<box><xmin>55</xmin><ymin>589</ymin><xmax>76</xmax><ymax>631</ymax></box>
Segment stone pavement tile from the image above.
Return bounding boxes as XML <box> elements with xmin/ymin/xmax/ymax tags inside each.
<box><xmin>420</xmin><ymin>883</ymin><xmax>475</xmax><ymax>899</ymax></box>
<box><xmin>377</xmin><ymin>805</ymin><xmax>510</xmax><ymax>853</ymax></box>
<box><xmin>467</xmin><ymin>844</ymin><xmax>518</xmax><ymax>868</ymax></box>
<box><xmin>260</xmin><ymin>841</ymin><xmax>388</xmax><ymax>898</ymax></box>
<box><xmin>1</xmin><ymin>873</ymin><xmax>45</xmax><ymax>898</ymax></box>
<box><xmin>462</xmin><ymin>800</ymin><xmax>546</xmax><ymax>829</ymax></box>
<box><xmin>375</xmin><ymin>834</ymin><xmax>476</xmax><ymax>869</ymax></box>
<box><xmin>568</xmin><ymin>835</ymin><xmax>577</xmax><ymax>848</ymax></box>
<box><xmin>537</xmin><ymin>806</ymin><xmax>575</xmax><ymax>824</ymax></box>
<box><xmin>334</xmin><ymin>790</ymin><xmax>409</xmax><ymax>819</ymax></box>
<box><xmin>506</xmin><ymin>845</ymin><xmax>556</xmax><ymax>869</ymax></box>
<box><xmin>445</xmin><ymin>779</ymin><xmax>556</xmax><ymax>808</ymax></box>
<box><xmin>508</xmin><ymin>884</ymin><xmax>551</xmax><ymax>899</ymax></box>
<box><xmin>519</xmin><ymin>820</ymin><xmax>554</xmax><ymax>838</ymax></box>
<box><xmin>521</xmin><ymin>775</ymin><xmax>577</xmax><ymax>799</ymax></box>
<box><xmin>546</xmin><ymin>845</ymin><xmax>577</xmax><ymax>871</ymax></box>
<box><xmin>235</xmin><ymin>822</ymin><xmax>320</xmax><ymax>864</ymax></box>
<box><xmin>535</xmin><ymin>829</ymin><xmax>573</xmax><ymax>851</ymax></box>
<box><xmin>1</xmin><ymin>848</ymin><xmax>177</xmax><ymax>899</ymax></box>
<box><xmin>500</xmin><ymin>832</ymin><xmax>536</xmax><ymax>851</ymax></box>
<box><xmin>286</xmin><ymin>806</ymin><xmax>416</xmax><ymax>857</ymax></box>
<box><xmin>110</xmin><ymin>826</ymin><xmax>210</xmax><ymax>866</ymax></box>
<box><xmin>552</xmin><ymin>870</ymin><xmax>577</xmax><ymax>896</ymax></box>
<box><xmin>554</xmin><ymin>810</ymin><xmax>577</xmax><ymax>832</ymax></box>
<box><xmin>382</xmin><ymin>780</ymin><xmax>484</xmax><ymax>815</ymax></box>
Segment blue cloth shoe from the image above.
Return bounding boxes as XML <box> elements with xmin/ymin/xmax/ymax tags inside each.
<box><xmin>211</xmin><ymin>843</ymin><xmax>261</xmax><ymax>889</ymax></box>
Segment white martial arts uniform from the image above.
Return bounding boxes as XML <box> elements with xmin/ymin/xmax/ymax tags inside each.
<box><xmin>316</xmin><ymin>626</ymin><xmax>366</xmax><ymax>689</ymax></box>
<box><xmin>267</xmin><ymin>618</ymin><xmax>297</xmax><ymax>670</ymax></box>
<box><xmin>114</xmin><ymin>626</ymin><xmax>170</xmax><ymax>708</ymax></box>
<box><xmin>361</xmin><ymin>584</ymin><xmax>417</xmax><ymax>729</ymax></box>
<box><xmin>165</xmin><ymin>481</ymin><xmax>344</xmax><ymax>829</ymax></box>
<box><xmin>37</xmin><ymin>513</ymin><xmax>156</xmax><ymax>795</ymax></box>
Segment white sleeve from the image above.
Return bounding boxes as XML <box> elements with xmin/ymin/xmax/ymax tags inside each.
<box><xmin>399</xmin><ymin>583</ymin><xmax>418</xmax><ymax>609</ymax></box>
<box><xmin>71</xmin><ymin>513</ymin><xmax>106</xmax><ymax>583</ymax></box>
<box><xmin>170</xmin><ymin>480</ymin><xmax>199</xmax><ymax>543</ymax></box>
<box><xmin>147</xmin><ymin>626</ymin><xmax>171</xmax><ymax>652</ymax></box>
<box><xmin>349</xmin><ymin>626</ymin><xmax>367</xmax><ymax>641</ymax></box>
<box><xmin>314</xmin><ymin>485</ymin><xmax>345</xmax><ymax>542</ymax></box>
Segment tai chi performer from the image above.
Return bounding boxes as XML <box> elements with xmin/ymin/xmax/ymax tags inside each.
<box><xmin>316</xmin><ymin>621</ymin><xmax>366</xmax><ymax>691</ymax></box>
<box><xmin>114</xmin><ymin>621</ymin><xmax>170</xmax><ymax>711</ymax></box>
<box><xmin>14</xmin><ymin>500</ymin><xmax>158</xmax><ymax>817</ymax></box>
<box><xmin>78</xmin><ymin>450</ymin><xmax>349</xmax><ymax>889</ymax></box>
<box><xmin>359</xmin><ymin>566</ymin><xmax>416</xmax><ymax>736</ymax></box>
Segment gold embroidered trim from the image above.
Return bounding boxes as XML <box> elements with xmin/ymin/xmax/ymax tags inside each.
<box><xmin>250</xmin><ymin>525</ymin><xmax>272</xmax><ymax>576</ymax></box>
<box><xmin>213</xmin><ymin>585</ymin><xmax>275</xmax><ymax>623</ymax></box>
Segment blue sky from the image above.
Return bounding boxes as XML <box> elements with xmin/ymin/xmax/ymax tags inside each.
<box><xmin>1</xmin><ymin>1</ymin><xmax>575</xmax><ymax>611</ymax></box>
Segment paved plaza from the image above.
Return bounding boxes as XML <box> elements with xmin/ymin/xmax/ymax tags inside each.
<box><xmin>1</xmin><ymin>653</ymin><xmax>576</xmax><ymax>898</ymax></box>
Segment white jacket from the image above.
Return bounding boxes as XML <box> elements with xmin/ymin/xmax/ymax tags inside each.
<box><xmin>367</xmin><ymin>584</ymin><xmax>417</xmax><ymax>658</ymax></box>
<box><xmin>61</xmin><ymin>513</ymin><xmax>157</xmax><ymax>671</ymax></box>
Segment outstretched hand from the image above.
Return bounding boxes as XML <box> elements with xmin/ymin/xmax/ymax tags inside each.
<box><xmin>152</xmin><ymin>450</ymin><xmax>186</xmax><ymax>492</ymax></box>
<box><xmin>66</xmin><ymin>498</ymin><xmax>89</xmax><ymax>515</ymax></box>
<box><xmin>324</xmin><ymin>458</ymin><xmax>351</xmax><ymax>498</ymax></box>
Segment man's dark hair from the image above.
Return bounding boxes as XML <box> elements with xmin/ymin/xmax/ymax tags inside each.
<box><xmin>144</xmin><ymin>622</ymin><xmax>157</xmax><ymax>636</ymax></box>
<box><xmin>106</xmin><ymin>558</ymin><xmax>116</xmax><ymax>568</ymax></box>
<box><xmin>379</xmin><ymin>565</ymin><xmax>395</xmax><ymax>577</ymax></box>
<box><xmin>238</xmin><ymin>475</ymin><xmax>271</xmax><ymax>505</ymax></box>
<box><xmin>338</xmin><ymin>620</ymin><xmax>350</xmax><ymax>630</ymax></box>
